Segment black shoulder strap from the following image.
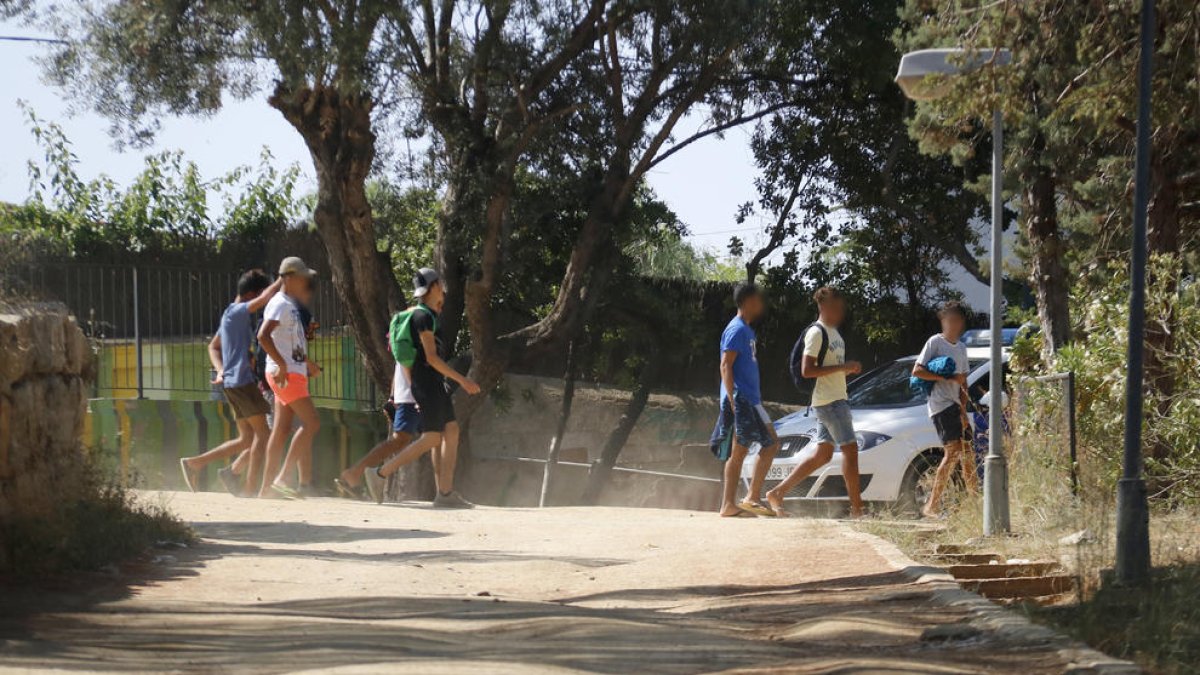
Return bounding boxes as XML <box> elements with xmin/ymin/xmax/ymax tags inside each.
<box><xmin>813</xmin><ymin>322</ymin><xmax>829</xmax><ymax>367</ymax></box>
<box><xmin>789</xmin><ymin>322</ymin><xmax>829</xmax><ymax>389</ymax></box>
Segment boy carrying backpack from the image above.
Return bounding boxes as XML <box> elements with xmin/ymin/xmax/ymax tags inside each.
<box><xmin>766</xmin><ymin>286</ymin><xmax>865</xmax><ymax>518</ymax></box>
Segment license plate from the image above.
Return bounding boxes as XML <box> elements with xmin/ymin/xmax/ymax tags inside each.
<box><xmin>766</xmin><ymin>465</ymin><xmax>789</xmax><ymax>481</ymax></box>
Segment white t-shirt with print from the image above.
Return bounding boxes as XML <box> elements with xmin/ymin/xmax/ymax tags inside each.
<box><xmin>263</xmin><ymin>293</ymin><xmax>308</xmax><ymax>376</ymax></box>
<box><xmin>392</xmin><ymin>363</ymin><xmax>416</xmax><ymax>404</ymax></box>
<box><xmin>803</xmin><ymin>321</ymin><xmax>847</xmax><ymax>407</ymax></box>
<box><xmin>916</xmin><ymin>333</ymin><xmax>969</xmax><ymax>416</ymax></box>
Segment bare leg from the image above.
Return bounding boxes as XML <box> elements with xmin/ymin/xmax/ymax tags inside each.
<box><xmin>340</xmin><ymin>431</ymin><xmax>414</xmax><ymax>488</ymax></box>
<box><xmin>959</xmin><ymin>445</ymin><xmax>980</xmax><ymax>493</ymax></box>
<box><xmin>435</xmin><ymin>422</ymin><xmax>461</xmax><ymax>494</ymax></box>
<box><xmin>747</xmin><ymin>437</ymin><xmax>779</xmax><ymax>504</ymax></box>
<box><xmin>766</xmin><ymin>443</ymin><xmax>835</xmax><ymax>513</ymax></box>
<box><xmin>242</xmin><ymin>414</ymin><xmax>269</xmax><ymax>494</ymax></box>
<box><xmin>183</xmin><ymin>418</ymin><xmax>253</xmax><ymax>470</ymax></box>
<box><xmin>840</xmin><ymin>442</ymin><xmax>864</xmax><ymax>518</ymax></box>
<box><xmin>378</xmin><ymin>431</ymin><xmax>443</xmax><ymax>478</ymax></box>
<box><xmin>922</xmin><ymin>441</ymin><xmax>963</xmax><ymax>518</ymax></box>
<box><xmin>720</xmin><ymin>442</ymin><xmax>750</xmax><ymax>516</ymax></box>
<box><xmin>274</xmin><ymin>397</ymin><xmax>321</xmax><ymax>489</ymax></box>
<box><xmin>259</xmin><ymin>399</ymin><xmax>294</xmax><ymax>497</ymax></box>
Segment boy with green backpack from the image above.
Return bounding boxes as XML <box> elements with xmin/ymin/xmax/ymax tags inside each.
<box><xmin>332</xmin><ymin>304</ymin><xmax>430</xmax><ymax>496</ymax></box>
<box><xmin>363</xmin><ymin>268</ymin><xmax>481</xmax><ymax>507</ymax></box>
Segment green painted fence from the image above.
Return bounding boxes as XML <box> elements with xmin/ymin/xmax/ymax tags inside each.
<box><xmin>83</xmin><ymin>398</ymin><xmax>389</xmax><ymax>491</ymax></box>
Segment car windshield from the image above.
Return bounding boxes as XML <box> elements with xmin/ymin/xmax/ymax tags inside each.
<box><xmin>847</xmin><ymin>358</ymin><xmax>987</xmax><ymax>408</ymax></box>
<box><xmin>847</xmin><ymin>360</ymin><xmax>925</xmax><ymax>408</ymax></box>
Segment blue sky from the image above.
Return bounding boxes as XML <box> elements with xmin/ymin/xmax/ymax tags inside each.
<box><xmin>0</xmin><ymin>20</ymin><xmax>761</xmax><ymax>255</ymax></box>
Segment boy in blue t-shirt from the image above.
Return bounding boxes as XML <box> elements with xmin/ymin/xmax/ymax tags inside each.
<box><xmin>709</xmin><ymin>283</ymin><xmax>779</xmax><ymax>517</ymax></box>
<box><xmin>179</xmin><ymin>270</ymin><xmax>281</xmax><ymax>495</ymax></box>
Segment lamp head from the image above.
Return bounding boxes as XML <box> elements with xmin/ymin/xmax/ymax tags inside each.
<box><xmin>895</xmin><ymin>48</ymin><xmax>1012</xmax><ymax>101</ymax></box>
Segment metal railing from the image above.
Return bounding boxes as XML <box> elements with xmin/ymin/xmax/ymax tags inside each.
<box><xmin>3</xmin><ymin>261</ymin><xmax>376</xmax><ymax>409</ymax></box>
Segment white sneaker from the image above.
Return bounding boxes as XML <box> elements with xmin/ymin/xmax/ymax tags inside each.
<box><xmin>433</xmin><ymin>491</ymin><xmax>475</xmax><ymax>510</ymax></box>
<box><xmin>363</xmin><ymin>467</ymin><xmax>386</xmax><ymax>504</ymax></box>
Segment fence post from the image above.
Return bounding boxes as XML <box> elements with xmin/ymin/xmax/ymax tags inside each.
<box><xmin>132</xmin><ymin>266</ymin><xmax>144</xmax><ymax>400</ymax></box>
<box><xmin>1067</xmin><ymin>371</ymin><xmax>1078</xmax><ymax>497</ymax></box>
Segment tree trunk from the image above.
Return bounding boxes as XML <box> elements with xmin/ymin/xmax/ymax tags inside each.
<box><xmin>269</xmin><ymin>84</ymin><xmax>401</xmax><ymax>391</ymax></box>
<box><xmin>1021</xmin><ymin>161</ymin><xmax>1071</xmax><ymax>361</ymax></box>
<box><xmin>540</xmin><ymin>340</ymin><xmax>579</xmax><ymax>507</ymax></box>
<box><xmin>1144</xmin><ymin>145</ymin><xmax>1181</xmax><ymax>469</ymax></box>
<box><xmin>581</xmin><ymin>351</ymin><xmax>659</xmax><ymax>505</ymax></box>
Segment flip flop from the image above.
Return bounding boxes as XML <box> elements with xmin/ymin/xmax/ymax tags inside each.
<box><xmin>271</xmin><ymin>483</ymin><xmax>303</xmax><ymax>500</ymax></box>
<box><xmin>179</xmin><ymin>458</ymin><xmax>199</xmax><ymax>492</ymax></box>
<box><xmin>721</xmin><ymin>509</ymin><xmax>758</xmax><ymax>518</ymax></box>
<box><xmin>738</xmin><ymin>500</ymin><xmax>776</xmax><ymax>517</ymax></box>
<box><xmin>333</xmin><ymin>477</ymin><xmax>360</xmax><ymax>499</ymax></box>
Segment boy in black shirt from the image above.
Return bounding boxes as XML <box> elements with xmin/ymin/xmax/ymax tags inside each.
<box><xmin>364</xmin><ymin>268</ymin><xmax>481</xmax><ymax>508</ymax></box>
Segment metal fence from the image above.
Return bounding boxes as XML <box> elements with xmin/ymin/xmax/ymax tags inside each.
<box><xmin>2</xmin><ymin>261</ymin><xmax>377</xmax><ymax>409</ymax></box>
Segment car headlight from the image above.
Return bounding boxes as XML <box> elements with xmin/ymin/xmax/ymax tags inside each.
<box><xmin>856</xmin><ymin>431</ymin><xmax>892</xmax><ymax>451</ymax></box>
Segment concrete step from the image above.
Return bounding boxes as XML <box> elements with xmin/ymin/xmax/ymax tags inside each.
<box><xmin>958</xmin><ymin>575</ymin><xmax>1077</xmax><ymax>599</ymax></box>
<box><xmin>932</xmin><ymin>552</ymin><xmax>1004</xmax><ymax>565</ymax></box>
<box><xmin>946</xmin><ymin>562</ymin><xmax>1060</xmax><ymax>580</ymax></box>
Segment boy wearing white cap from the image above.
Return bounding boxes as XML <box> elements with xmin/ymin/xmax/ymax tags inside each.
<box><xmin>258</xmin><ymin>256</ymin><xmax>323</xmax><ymax>498</ymax></box>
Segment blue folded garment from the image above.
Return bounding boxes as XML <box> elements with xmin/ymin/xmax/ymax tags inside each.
<box><xmin>909</xmin><ymin>355</ymin><xmax>958</xmax><ymax>395</ymax></box>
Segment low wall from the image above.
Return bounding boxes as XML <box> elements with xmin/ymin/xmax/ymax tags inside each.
<box><xmin>79</xmin><ymin>373</ymin><xmax>798</xmax><ymax>507</ymax></box>
<box><xmin>84</xmin><ymin>398</ymin><xmax>388</xmax><ymax>491</ymax></box>
<box><xmin>462</xmin><ymin>374</ymin><xmax>799</xmax><ymax>508</ymax></box>
<box><xmin>0</xmin><ymin>305</ymin><xmax>92</xmax><ymax>522</ymax></box>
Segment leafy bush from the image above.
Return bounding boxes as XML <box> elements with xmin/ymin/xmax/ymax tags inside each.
<box><xmin>1016</xmin><ymin>255</ymin><xmax>1200</xmax><ymax>504</ymax></box>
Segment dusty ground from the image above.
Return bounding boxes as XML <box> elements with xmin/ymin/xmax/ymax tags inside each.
<box><xmin>0</xmin><ymin>492</ymin><xmax>1117</xmax><ymax>673</ymax></box>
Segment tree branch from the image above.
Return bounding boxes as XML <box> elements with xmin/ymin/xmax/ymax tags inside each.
<box><xmin>647</xmin><ymin>100</ymin><xmax>793</xmax><ymax>171</ymax></box>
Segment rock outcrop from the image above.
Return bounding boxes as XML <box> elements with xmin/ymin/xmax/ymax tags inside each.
<box><xmin>0</xmin><ymin>303</ymin><xmax>92</xmax><ymax>522</ymax></box>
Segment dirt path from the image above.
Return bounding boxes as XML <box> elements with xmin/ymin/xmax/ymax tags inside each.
<box><xmin>0</xmin><ymin>492</ymin><xmax>1125</xmax><ymax>673</ymax></box>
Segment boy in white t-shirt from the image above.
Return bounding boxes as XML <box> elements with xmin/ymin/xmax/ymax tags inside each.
<box><xmin>257</xmin><ymin>257</ymin><xmax>323</xmax><ymax>499</ymax></box>
<box><xmin>335</xmin><ymin>348</ymin><xmax>421</xmax><ymax>498</ymax></box>
<box><xmin>912</xmin><ymin>300</ymin><xmax>974</xmax><ymax>518</ymax></box>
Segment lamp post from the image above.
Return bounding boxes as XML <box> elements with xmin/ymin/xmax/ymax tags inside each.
<box><xmin>896</xmin><ymin>48</ymin><xmax>1012</xmax><ymax>535</ymax></box>
<box><xmin>1114</xmin><ymin>0</ymin><xmax>1155</xmax><ymax>586</ymax></box>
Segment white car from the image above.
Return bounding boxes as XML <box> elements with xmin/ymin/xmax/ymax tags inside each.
<box><xmin>743</xmin><ymin>347</ymin><xmax>1007</xmax><ymax>515</ymax></box>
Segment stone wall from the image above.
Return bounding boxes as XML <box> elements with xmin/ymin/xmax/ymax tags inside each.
<box><xmin>461</xmin><ymin>374</ymin><xmax>799</xmax><ymax>508</ymax></box>
<box><xmin>0</xmin><ymin>304</ymin><xmax>92</xmax><ymax>522</ymax></box>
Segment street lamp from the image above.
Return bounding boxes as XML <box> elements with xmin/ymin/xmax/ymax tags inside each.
<box><xmin>896</xmin><ymin>47</ymin><xmax>1012</xmax><ymax>535</ymax></box>
<box><xmin>1114</xmin><ymin>0</ymin><xmax>1155</xmax><ymax>586</ymax></box>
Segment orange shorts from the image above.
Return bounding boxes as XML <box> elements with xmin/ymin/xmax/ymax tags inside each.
<box><xmin>268</xmin><ymin>372</ymin><xmax>310</xmax><ymax>405</ymax></box>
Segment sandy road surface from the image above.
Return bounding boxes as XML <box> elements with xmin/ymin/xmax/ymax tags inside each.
<box><xmin>0</xmin><ymin>492</ymin><xmax>1120</xmax><ymax>673</ymax></box>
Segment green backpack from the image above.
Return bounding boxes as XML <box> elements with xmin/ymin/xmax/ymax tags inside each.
<box><xmin>388</xmin><ymin>304</ymin><xmax>437</xmax><ymax>368</ymax></box>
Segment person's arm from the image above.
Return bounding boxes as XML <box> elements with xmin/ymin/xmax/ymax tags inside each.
<box><xmin>417</xmin><ymin>329</ymin><xmax>480</xmax><ymax>394</ymax></box>
<box><xmin>246</xmin><ymin>278</ymin><xmax>284</xmax><ymax>314</ymax></box>
<box><xmin>208</xmin><ymin>334</ymin><xmax>224</xmax><ymax>385</ymax></box>
<box><xmin>257</xmin><ymin>319</ymin><xmax>288</xmax><ymax>388</ymax></box>
<box><xmin>802</xmin><ymin>355</ymin><xmax>859</xmax><ymax>379</ymax></box>
<box><xmin>720</xmin><ymin>350</ymin><xmax>737</xmax><ymax>401</ymax></box>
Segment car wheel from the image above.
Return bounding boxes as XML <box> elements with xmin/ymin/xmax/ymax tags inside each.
<box><xmin>897</xmin><ymin>450</ymin><xmax>942</xmax><ymax>518</ymax></box>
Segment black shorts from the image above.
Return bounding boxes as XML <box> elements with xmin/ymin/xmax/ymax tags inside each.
<box><xmin>932</xmin><ymin>403</ymin><xmax>966</xmax><ymax>445</ymax></box>
<box><xmin>413</xmin><ymin>382</ymin><xmax>456</xmax><ymax>433</ymax></box>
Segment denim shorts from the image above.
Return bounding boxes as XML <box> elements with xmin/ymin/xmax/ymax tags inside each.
<box><xmin>709</xmin><ymin>393</ymin><xmax>773</xmax><ymax>460</ymax></box>
<box><xmin>391</xmin><ymin>403</ymin><xmax>422</xmax><ymax>435</ymax></box>
<box><xmin>814</xmin><ymin>399</ymin><xmax>856</xmax><ymax>447</ymax></box>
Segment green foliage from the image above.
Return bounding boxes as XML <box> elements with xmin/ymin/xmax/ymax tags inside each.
<box><xmin>1054</xmin><ymin>256</ymin><xmax>1200</xmax><ymax>501</ymax></box>
<box><xmin>1</xmin><ymin>106</ymin><xmax>302</xmax><ymax>260</ymax></box>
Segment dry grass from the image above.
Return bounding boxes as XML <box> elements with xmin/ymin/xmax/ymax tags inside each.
<box><xmin>859</xmin><ymin>394</ymin><xmax>1200</xmax><ymax>674</ymax></box>
<box><xmin>1</xmin><ymin>452</ymin><xmax>193</xmax><ymax>578</ymax></box>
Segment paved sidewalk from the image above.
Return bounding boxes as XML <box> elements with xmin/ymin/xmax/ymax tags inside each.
<box><xmin>0</xmin><ymin>492</ymin><xmax>1127</xmax><ymax>673</ymax></box>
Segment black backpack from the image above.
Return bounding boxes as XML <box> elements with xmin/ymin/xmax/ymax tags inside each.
<box><xmin>789</xmin><ymin>322</ymin><xmax>829</xmax><ymax>394</ymax></box>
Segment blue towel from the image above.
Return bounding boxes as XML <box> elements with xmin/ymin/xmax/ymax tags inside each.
<box><xmin>909</xmin><ymin>355</ymin><xmax>957</xmax><ymax>396</ymax></box>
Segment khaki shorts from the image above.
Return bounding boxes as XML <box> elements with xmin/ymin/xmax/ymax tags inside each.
<box><xmin>224</xmin><ymin>383</ymin><xmax>270</xmax><ymax>419</ymax></box>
